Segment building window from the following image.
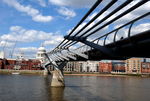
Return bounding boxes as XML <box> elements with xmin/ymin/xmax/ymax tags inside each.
<box><xmin>142</xmin><ymin>64</ymin><xmax>146</xmax><ymax>68</ymax></box>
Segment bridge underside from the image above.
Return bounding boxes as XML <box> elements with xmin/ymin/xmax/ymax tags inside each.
<box><xmin>68</xmin><ymin>30</ymin><xmax>150</xmax><ymax>61</ymax></box>
<box><xmin>44</xmin><ymin>1</ymin><xmax>150</xmax><ymax>87</ymax></box>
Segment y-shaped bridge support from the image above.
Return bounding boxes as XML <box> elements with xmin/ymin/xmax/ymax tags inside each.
<box><xmin>44</xmin><ymin>53</ymin><xmax>67</xmax><ymax>87</ymax></box>
<box><xmin>44</xmin><ymin>44</ymin><xmax>88</xmax><ymax>86</ymax></box>
<box><xmin>51</xmin><ymin>62</ymin><xmax>67</xmax><ymax>87</ymax></box>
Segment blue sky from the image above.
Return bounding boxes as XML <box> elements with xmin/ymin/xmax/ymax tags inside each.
<box><xmin>0</xmin><ymin>0</ymin><xmax>149</xmax><ymax>58</ymax></box>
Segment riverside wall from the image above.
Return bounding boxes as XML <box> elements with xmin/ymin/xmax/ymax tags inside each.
<box><xmin>0</xmin><ymin>69</ymin><xmax>45</xmax><ymax>75</ymax></box>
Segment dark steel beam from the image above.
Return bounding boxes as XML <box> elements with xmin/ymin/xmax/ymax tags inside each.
<box><xmin>85</xmin><ymin>0</ymin><xmax>148</xmax><ymax>38</ymax></box>
<box><xmin>61</xmin><ymin>0</ymin><xmax>133</xmax><ymax>48</ymax></box>
<box><xmin>64</xmin><ymin>36</ymin><xmax>117</xmax><ymax>57</ymax></box>
<box><xmin>62</xmin><ymin>0</ymin><xmax>148</xmax><ymax>49</ymax></box>
<box><xmin>52</xmin><ymin>0</ymin><xmax>102</xmax><ymax>51</ymax></box>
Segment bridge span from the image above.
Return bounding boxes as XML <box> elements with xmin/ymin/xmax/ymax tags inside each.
<box><xmin>43</xmin><ymin>0</ymin><xmax>150</xmax><ymax>86</ymax></box>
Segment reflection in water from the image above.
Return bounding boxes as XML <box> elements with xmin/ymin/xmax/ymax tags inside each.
<box><xmin>49</xmin><ymin>87</ymin><xmax>66</xmax><ymax>101</ymax></box>
<box><xmin>44</xmin><ymin>76</ymin><xmax>67</xmax><ymax>101</ymax></box>
<box><xmin>0</xmin><ymin>75</ymin><xmax>150</xmax><ymax>101</ymax></box>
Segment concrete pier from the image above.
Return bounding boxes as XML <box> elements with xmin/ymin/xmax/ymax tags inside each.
<box><xmin>51</xmin><ymin>69</ymin><xmax>65</xmax><ymax>87</ymax></box>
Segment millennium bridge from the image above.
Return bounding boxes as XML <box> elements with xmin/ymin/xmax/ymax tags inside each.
<box><xmin>43</xmin><ymin>0</ymin><xmax>150</xmax><ymax>86</ymax></box>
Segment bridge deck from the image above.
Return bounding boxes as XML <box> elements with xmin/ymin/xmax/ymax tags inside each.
<box><xmin>69</xmin><ymin>30</ymin><xmax>150</xmax><ymax>61</ymax></box>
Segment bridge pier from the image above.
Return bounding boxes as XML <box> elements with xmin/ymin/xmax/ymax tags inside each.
<box><xmin>44</xmin><ymin>53</ymin><xmax>66</xmax><ymax>87</ymax></box>
<box><xmin>51</xmin><ymin>69</ymin><xmax>65</xmax><ymax>87</ymax></box>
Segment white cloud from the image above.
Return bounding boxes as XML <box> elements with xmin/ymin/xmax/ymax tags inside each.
<box><xmin>0</xmin><ymin>41</ymin><xmax>15</xmax><ymax>47</ymax></box>
<box><xmin>0</xmin><ymin>26</ymin><xmax>64</xmax><ymax>57</ymax></box>
<box><xmin>0</xmin><ymin>26</ymin><xmax>63</xmax><ymax>44</ymax></box>
<box><xmin>32</xmin><ymin>14</ymin><xmax>53</xmax><ymax>22</ymax></box>
<box><xmin>131</xmin><ymin>23</ymin><xmax>150</xmax><ymax>36</ymax></box>
<box><xmin>38</xmin><ymin>0</ymin><xmax>46</xmax><ymax>7</ymax></box>
<box><xmin>3</xmin><ymin>0</ymin><xmax>53</xmax><ymax>22</ymax></box>
<box><xmin>0</xmin><ymin>26</ymin><xmax>64</xmax><ymax>58</ymax></box>
<box><xmin>49</xmin><ymin>0</ymin><xmax>96</xmax><ymax>8</ymax></box>
<box><xmin>43</xmin><ymin>35</ymin><xmax>63</xmax><ymax>46</ymax></box>
<box><xmin>18</xmin><ymin>47</ymin><xmax>38</xmax><ymax>53</ymax></box>
<box><xmin>57</xmin><ymin>7</ymin><xmax>76</xmax><ymax>19</ymax></box>
<box><xmin>10</xmin><ymin>26</ymin><xmax>22</xmax><ymax>32</ymax></box>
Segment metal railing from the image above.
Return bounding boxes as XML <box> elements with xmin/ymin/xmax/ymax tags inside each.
<box><xmin>47</xmin><ymin>0</ymin><xmax>149</xmax><ymax>61</ymax></box>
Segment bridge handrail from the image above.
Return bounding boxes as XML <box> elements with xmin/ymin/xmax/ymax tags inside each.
<box><xmin>74</xmin><ymin>12</ymin><xmax>150</xmax><ymax>51</ymax></box>
<box><xmin>47</xmin><ymin>0</ymin><xmax>149</xmax><ymax>55</ymax></box>
<box><xmin>49</xmin><ymin>0</ymin><xmax>120</xmax><ymax>53</ymax></box>
<box><xmin>61</xmin><ymin>0</ymin><xmax>148</xmax><ymax>50</ymax></box>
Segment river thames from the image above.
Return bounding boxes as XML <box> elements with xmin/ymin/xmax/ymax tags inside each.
<box><xmin>0</xmin><ymin>74</ymin><xmax>150</xmax><ymax>101</ymax></box>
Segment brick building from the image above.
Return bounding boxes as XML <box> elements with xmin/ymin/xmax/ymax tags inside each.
<box><xmin>141</xmin><ymin>62</ymin><xmax>150</xmax><ymax>74</ymax></box>
<box><xmin>125</xmin><ymin>58</ymin><xmax>141</xmax><ymax>74</ymax></box>
<box><xmin>112</xmin><ymin>61</ymin><xmax>125</xmax><ymax>72</ymax></box>
<box><xmin>99</xmin><ymin>61</ymin><xmax>112</xmax><ymax>73</ymax></box>
<box><xmin>0</xmin><ymin>59</ymin><xmax>42</xmax><ymax>70</ymax></box>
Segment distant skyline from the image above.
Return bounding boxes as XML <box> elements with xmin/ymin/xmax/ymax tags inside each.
<box><xmin>0</xmin><ymin>0</ymin><xmax>149</xmax><ymax>58</ymax></box>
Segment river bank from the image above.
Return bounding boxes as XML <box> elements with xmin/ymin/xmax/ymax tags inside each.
<box><xmin>0</xmin><ymin>69</ymin><xmax>149</xmax><ymax>77</ymax></box>
<box><xmin>0</xmin><ymin>69</ymin><xmax>45</xmax><ymax>75</ymax></box>
<box><xmin>64</xmin><ymin>72</ymin><xmax>150</xmax><ymax>77</ymax></box>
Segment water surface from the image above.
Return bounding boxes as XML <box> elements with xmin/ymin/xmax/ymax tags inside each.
<box><xmin>0</xmin><ymin>74</ymin><xmax>150</xmax><ymax>101</ymax></box>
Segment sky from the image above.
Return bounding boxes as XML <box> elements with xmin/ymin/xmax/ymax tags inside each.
<box><xmin>0</xmin><ymin>0</ymin><xmax>149</xmax><ymax>59</ymax></box>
